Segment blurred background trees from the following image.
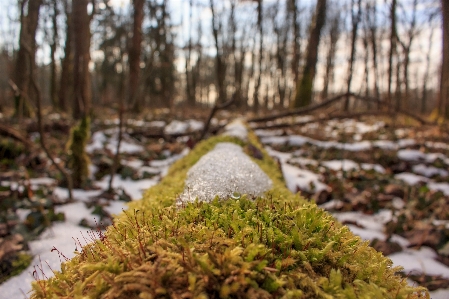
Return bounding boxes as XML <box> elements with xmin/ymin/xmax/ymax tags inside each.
<box><xmin>0</xmin><ymin>0</ymin><xmax>446</xmax><ymax>117</ymax></box>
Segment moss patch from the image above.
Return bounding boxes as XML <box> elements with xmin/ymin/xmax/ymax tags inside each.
<box><xmin>30</xmin><ymin>133</ymin><xmax>428</xmax><ymax>298</ymax></box>
<box><xmin>0</xmin><ymin>252</ymin><xmax>33</xmax><ymax>284</ymax></box>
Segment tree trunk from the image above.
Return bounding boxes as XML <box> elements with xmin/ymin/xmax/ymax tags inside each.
<box><xmin>49</xmin><ymin>0</ymin><xmax>59</xmax><ymax>109</ymax></box>
<box><xmin>292</xmin><ymin>0</ymin><xmax>327</xmax><ymax>108</ymax></box>
<box><xmin>290</xmin><ymin>0</ymin><xmax>300</xmax><ymax>85</ymax></box>
<box><xmin>252</xmin><ymin>0</ymin><xmax>263</xmax><ymax>112</ymax></box>
<box><xmin>129</xmin><ymin>0</ymin><xmax>145</xmax><ymax>111</ymax></box>
<box><xmin>344</xmin><ymin>0</ymin><xmax>362</xmax><ymax>111</ymax></box>
<box><xmin>440</xmin><ymin>0</ymin><xmax>449</xmax><ymax>118</ymax></box>
<box><xmin>58</xmin><ymin>0</ymin><xmax>73</xmax><ymax>112</ymax></box>
<box><xmin>72</xmin><ymin>0</ymin><xmax>91</xmax><ymax>119</ymax></box>
<box><xmin>13</xmin><ymin>0</ymin><xmax>43</xmax><ymax>119</ymax></box>
<box><xmin>387</xmin><ymin>0</ymin><xmax>397</xmax><ymax>110</ymax></box>
<box><xmin>209</xmin><ymin>0</ymin><xmax>226</xmax><ymax>105</ymax></box>
<box><xmin>321</xmin><ymin>14</ymin><xmax>340</xmax><ymax>100</ymax></box>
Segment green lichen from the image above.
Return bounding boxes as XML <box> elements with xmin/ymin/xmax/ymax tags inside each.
<box><xmin>30</xmin><ymin>132</ymin><xmax>428</xmax><ymax>298</ymax></box>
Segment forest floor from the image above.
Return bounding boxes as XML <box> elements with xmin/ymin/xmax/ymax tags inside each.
<box><xmin>1</xmin><ymin>108</ymin><xmax>449</xmax><ymax>298</ymax></box>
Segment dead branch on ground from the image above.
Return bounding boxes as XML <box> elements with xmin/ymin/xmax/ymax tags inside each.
<box><xmin>0</xmin><ymin>124</ymin><xmax>34</xmax><ymax>148</ymax></box>
<box><xmin>198</xmin><ymin>94</ymin><xmax>235</xmax><ymax>142</ymax></box>
<box><xmin>248</xmin><ymin>92</ymin><xmax>432</xmax><ymax>126</ymax></box>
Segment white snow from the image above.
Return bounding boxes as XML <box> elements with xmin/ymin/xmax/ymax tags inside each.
<box><xmin>164</xmin><ymin>120</ymin><xmax>189</xmax><ymax>135</ymax></box>
<box><xmin>397</xmin><ymin>149</ymin><xmax>427</xmax><ymax>161</ymax></box>
<box><xmin>178</xmin><ymin>143</ymin><xmax>272</xmax><ymax>203</ymax></box>
<box><xmin>413</xmin><ymin>164</ymin><xmax>448</xmax><ymax>177</ymax></box>
<box><xmin>395</xmin><ymin>172</ymin><xmax>429</xmax><ymax>185</ymax></box>
<box><xmin>389</xmin><ymin>247</ymin><xmax>449</xmax><ymax>278</ymax></box>
<box><xmin>281</xmin><ymin>163</ymin><xmax>328</xmax><ymax>193</ymax></box>
<box><xmin>322</xmin><ymin>159</ymin><xmax>359</xmax><ymax>171</ymax></box>
<box><xmin>223</xmin><ymin>119</ymin><xmax>248</xmax><ymax>140</ymax></box>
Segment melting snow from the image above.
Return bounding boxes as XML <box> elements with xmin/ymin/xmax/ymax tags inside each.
<box><xmin>178</xmin><ymin>143</ymin><xmax>272</xmax><ymax>203</ymax></box>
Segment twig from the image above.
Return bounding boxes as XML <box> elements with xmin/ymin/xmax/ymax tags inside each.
<box><xmin>0</xmin><ymin>123</ymin><xmax>34</xmax><ymax>148</ymax></box>
<box><xmin>198</xmin><ymin>94</ymin><xmax>235</xmax><ymax>142</ymax></box>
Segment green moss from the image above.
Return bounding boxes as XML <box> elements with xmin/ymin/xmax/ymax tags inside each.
<box><xmin>0</xmin><ymin>252</ymin><xmax>33</xmax><ymax>284</ymax></box>
<box><xmin>66</xmin><ymin>116</ymin><xmax>91</xmax><ymax>188</ymax></box>
<box><xmin>30</xmin><ymin>132</ymin><xmax>428</xmax><ymax>298</ymax></box>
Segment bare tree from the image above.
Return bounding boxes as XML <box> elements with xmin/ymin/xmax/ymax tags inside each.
<box><xmin>49</xmin><ymin>0</ymin><xmax>59</xmax><ymax>109</ymax></box>
<box><xmin>343</xmin><ymin>0</ymin><xmax>362</xmax><ymax>111</ymax></box>
<box><xmin>72</xmin><ymin>0</ymin><xmax>92</xmax><ymax>119</ymax></box>
<box><xmin>292</xmin><ymin>0</ymin><xmax>327</xmax><ymax>108</ymax></box>
<box><xmin>321</xmin><ymin>13</ymin><xmax>340</xmax><ymax>100</ymax></box>
<box><xmin>440</xmin><ymin>0</ymin><xmax>449</xmax><ymax>118</ymax></box>
<box><xmin>129</xmin><ymin>0</ymin><xmax>145</xmax><ymax>110</ymax></box>
<box><xmin>387</xmin><ymin>0</ymin><xmax>398</xmax><ymax>110</ymax></box>
<box><xmin>13</xmin><ymin>0</ymin><xmax>43</xmax><ymax>119</ymax></box>
<box><xmin>58</xmin><ymin>0</ymin><xmax>72</xmax><ymax>112</ymax></box>
<box><xmin>252</xmin><ymin>0</ymin><xmax>263</xmax><ymax>111</ymax></box>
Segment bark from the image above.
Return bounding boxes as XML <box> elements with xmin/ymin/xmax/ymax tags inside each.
<box><xmin>387</xmin><ymin>0</ymin><xmax>397</xmax><ymax>109</ymax></box>
<box><xmin>321</xmin><ymin>14</ymin><xmax>339</xmax><ymax>100</ymax></box>
<box><xmin>290</xmin><ymin>0</ymin><xmax>300</xmax><ymax>84</ymax></box>
<box><xmin>185</xmin><ymin>0</ymin><xmax>195</xmax><ymax>106</ymax></box>
<box><xmin>58</xmin><ymin>0</ymin><xmax>73</xmax><ymax>112</ymax></box>
<box><xmin>13</xmin><ymin>0</ymin><xmax>43</xmax><ymax>119</ymax></box>
<box><xmin>72</xmin><ymin>0</ymin><xmax>92</xmax><ymax>119</ymax></box>
<box><xmin>439</xmin><ymin>0</ymin><xmax>449</xmax><ymax>118</ymax></box>
<box><xmin>49</xmin><ymin>0</ymin><xmax>59</xmax><ymax>109</ymax></box>
<box><xmin>129</xmin><ymin>0</ymin><xmax>145</xmax><ymax>110</ymax></box>
<box><xmin>252</xmin><ymin>0</ymin><xmax>263</xmax><ymax>112</ymax></box>
<box><xmin>209</xmin><ymin>0</ymin><xmax>226</xmax><ymax>104</ymax></box>
<box><xmin>344</xmin><ymin>0</ymin><xmax>362</xmax><ymax>111</ymax></box>
<box><xmin>292</xmin><ymin>0</ymin><xmax>327</xmax><ymax>108</ymax></box>
<box><xmin>366</xmin><ymin>1</ymin><xmax>380</xmax><ymax>106</ymax></box>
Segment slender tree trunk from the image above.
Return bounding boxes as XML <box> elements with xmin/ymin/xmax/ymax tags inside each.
<box><xmin>387</xmin><ymin>0</ymin><xmax>397</xmax><ymax>110</ymax></box>
<box><xmin>72</xmin><ymin>0</ymin><xmax>91</xmax><ymax>119</ymax></box>
<box><xmin>13</xmin><ymin>0</ymin><xmax>43</xmax><ymax>119</ymax></box>
<box><xmin>321</xmin><ymin>14</ymin><xmax>340</xmax><ymax>100</ymax></box>
<box><xmin>440</xmin><ymin>0</ymin><xmax>449</xmax><ymax>118</ymax></box>
<box><xmin>58</xmin><ymin>0</ymin><xmax>72</xmax><ymax>112</ymax></box>
<box><xmin>422</xmin><ymin>27</ymin><xmax>435</xmax><ymax>113</ymax></box>
<box><xmin>344</xmin><ymin>0</ymin><xmax>362</xmax><ymax>111</ymax></box>
<box><xmin>252</xmin><ymin>0</ymin><xmax>263</xmax><ymax>112</ymax></box>
<box><xmin>293</xmin><ymin>0</ymin><xmax>327</xmax><ymax>108</ymax></box>
<box><xmin>209</xmin><ymin>0</ymin><xmax>226</xmax><ymax>104</ymax></box>
<box><xmin>290</xmin><ymin>0</ymin><xmax>300</xmax><ymax>84</ymax></box>
<box><xmin>129</xmin><ymin>0</ymin><xmax>145</xmax><ymax>111</ymax></box>
<box><xmin>49</xmin><ymin>0</ymin><xmax>59</xmax><ymax>109</ymax></box>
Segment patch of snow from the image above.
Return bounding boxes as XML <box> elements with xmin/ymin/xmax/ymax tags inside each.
<box><xmin>281</xmin><ymin>163</ymin><xmax>328</xmax><ymax>193</ymax></box>
<box><xmin>103</xmin><ymin>201</ymin><xmax>128</xmax><ymax>216</ymax></box>
<box><xmin>395</xmin><ymin>172</ymin><xmax>429</xmax><ymax>185</ymax></box>
<box><xmin>413</xmin><ymin>164</ymin><xmax>448</xmax><ymax>177</ymax></box>
<box><xmin>178</xmin><ymin>143</ymin><xmax>272</xmax><ymax>203</ymax></box>
<box><xmin>426</xmin><ymin>141</ymin><xmax>449</xmax><ymax>150</ymax></box>
<box><xmin>29</xmin><ymin>177</ymin><xmax>56</xmax><ymax>187</ymax></box>
<box><xmin>260</xmin><ymin>136</ymin><xmax>289</xmax><ymax>145</ymax></box>
<box><xmin>265</xmin><ymin>147</ymin><xmax>292</xmax><ymax>164</ymax></box>
<box><xmin>397</xmin><ymin>139</ymin><xmax>416</xmax><ymax>148</ymax></box>
<box><xmin>288</xmin><ymin>157</ymin><xmax>318</xmax><ymax>166</ymax></box>
<box><xmin>429</xmin><ymin>288</ymin><xmax>449</xmax><ymax>299</ymax></box>
<box><xmin>322</xmin><ymin>160</ymin><xmax>359</xmax><ymax>171</ymax></box>
<box><xmin>149</xmin><ymin>148</ymin><xmax>189</xmax><ymax>168</ymax></box>
<box><xmin>0</xmin><ymin>223</ymin><xmax>94</xmax><ymax>298</ymax></box>
<box><xmin>373</xmin><ymin>140</ymin><xmax>398</xmax><ymax>150</ymax></box>
<box><xmin>186</xmin><ymin>119</ymin><xmax>204</xmax><ymax>131</ymax></box>
<box><xmin>53</xmin><ymin>187</ymin><xmax>103</xmax><ymax>202</ymax></box>
<box><xmin>289</xmin><ymin>135</ymin><xmax>310</xmax><ymax>146</ymax></box>
<box><xmin>254</xmin><ymin>129</ymin><xmax>284</xmax><ymax>137</ymax></box>
<box><xmin>361</xmin><ymin>163</ymin><xmax>386</xmax><ymax>174</ymax></box>
<box><xmin>428</xmin><ymin>182</ymin><xmax>449</xmax><ymax>196</ymax></box>
<box><xmin>96</xmin><ymin>175</ymin><xmax>158</xmax><ymax>200</ymax></box>
<box><xmin>164</xmin><ymin>120</ymin><xmax>189</xmax><ymax>135</ymax></box>
<box><xmin>223</xmin><ymin>119</ymin><xmax>248</xmax><ymax>140</ymax></box>
<box><xmin>397</xmin><ymin>149</ymin><xmax>426</xmax><ymax>161</ymax></box>
<box><xmin>122</xmin><ymin>159</ymin><xmax>144</xmax><ymax>170</ymax></box>
<box><xmin>389</xmin><ymin>247</ymin><xmax>449</xmax><ymax>278</ymax></box>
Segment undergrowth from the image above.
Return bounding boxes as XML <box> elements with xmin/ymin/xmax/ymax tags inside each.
<box><xmin>30</xmin><ymin>133</ymin><xmax>428</xmax><ymax>298</ymax></box>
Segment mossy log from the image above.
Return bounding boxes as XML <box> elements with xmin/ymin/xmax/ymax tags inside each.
<box><xmin>30</xmin><ymin>127</ymin><xmax>428</xmax><ymax>298</ymax></box>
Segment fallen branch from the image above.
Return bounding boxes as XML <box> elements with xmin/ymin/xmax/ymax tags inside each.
<box><xmin>0</xmin><ymin>124</ymin><xmax>34</xmax><ymax>148</ymax></box>
<box><xmin>248</xmin><ymin>92</ymin><xmax>432</xmax><ymax>126</ymax></box>
<box><xmin>198</xmin><ymin>94</ymin><xmax>235</xmax><ymax>142</ymax></box>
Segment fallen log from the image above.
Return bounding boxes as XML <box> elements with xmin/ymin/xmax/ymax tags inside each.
<box><xmin>248</xmin><ymin>92</ymin><xmax>432</xmax><ymax>126</ymax></box>
<box><xmin>29</xmin><ymin>121</ymin><xmax>428</xmax><ymax>299</ymax></box>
